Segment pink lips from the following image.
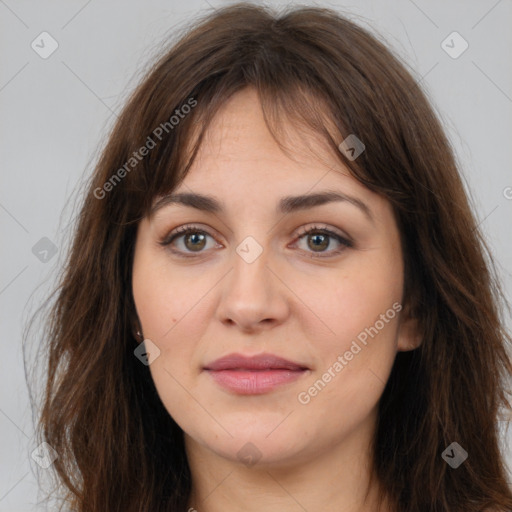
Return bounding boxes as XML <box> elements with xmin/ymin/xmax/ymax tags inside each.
<box><xmin>203</xmin><ymin>353</ymin><xmax>309</xmax><ymax>395</ymax></box>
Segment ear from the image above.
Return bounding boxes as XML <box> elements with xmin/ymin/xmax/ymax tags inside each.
<box><xmin>396</xmin><ymin>313</ymin><xmax>422</xmax><ymax>352</ymax></box>
<box><xmin>131</xmin><ymin>316</ymin><xmax>144</xmax><ymax>343</ymax></box>
<box><xmin>128</xmin><ymin>295</ymin><xmax>144</xmax><ymax>343</ymax></box>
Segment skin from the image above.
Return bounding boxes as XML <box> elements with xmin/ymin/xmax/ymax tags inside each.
<box><xmin>132</xmin><ymin>87</ymin><xmax>421</xmax><ymax>512</ymax></box>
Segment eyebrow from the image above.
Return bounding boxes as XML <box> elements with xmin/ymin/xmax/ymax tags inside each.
<box><xmin>150</xmin><ymin>190</ymin><xmax>374</xmax><ymax>222</ymax></box>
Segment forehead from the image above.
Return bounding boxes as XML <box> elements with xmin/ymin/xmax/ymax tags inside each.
<box><xmin>167</xmin><ymin>88</ymin><xmax>379</xmax><ymax>211</ymax></box>
<box><xmin>192</xmin><ymin>87</ymin><xmax>339</xmax><ymax>168</ymax></box>
<box><xmin>143</xmin><ymin>89</ymin><xmax>400</xmax><ymax>246</ymax></box>
<box><xmin>147</xmin><ymin>88</ymin><xmax>394</xmax><ymax>232</ymax></box>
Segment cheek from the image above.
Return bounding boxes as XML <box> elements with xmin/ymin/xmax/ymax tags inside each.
<box><xmin>132</xmin><ymin>247</ymin><xmax>212</xmax><ymax>393</ymax></box>
<box><xmin>298</xmin><ymin>248</ymin><xmax>402</xmax><ymax>348</ymax></box>
<box><xmin>296</xmin><ymin>248</ymin><xmax>403</xmax><ymax>402</ymax></box>
<box><xmin>132</xmin><ymin>255</ymin><xmax>207</xmax><ymax>433</ymax></box>
<box><xmin>297</xmin><ymin>292</ymin><xmax>401</xmax><ymax>437</ymax></box>
<box><xmin>132</xmin><ymin>248</ymin><xmax>212</xmax><ymax>340</ymax></box>
<box><xmin>332</xmin><ymin>276</ymin><xmax>401</xmax><ymax>347</ymax></box>
<box><xmin>132</xmin><ymin>273</ymin><xmax>180</xmax><ymax>340</ymax></box>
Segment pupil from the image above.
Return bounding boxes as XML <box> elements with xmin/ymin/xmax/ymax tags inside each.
<box><xmin>183</xmin><ymin>232</ymin><xmax>330</xmax><ymax>253</ymax></box>
<box><xmin>186</xmin><ymin>233</ymin><xmax>205</xmax><ymax>251</ymax></box>
<box><xmin>309</xmin><ymin>234</ymin><xmax>328</xmax><ymax>251</ymax></box>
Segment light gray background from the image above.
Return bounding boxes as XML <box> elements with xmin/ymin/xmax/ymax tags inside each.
<box><xmin>1</xmin><ymin>0</ymin><xmax>511</xmax><ymax>510</ymax></box>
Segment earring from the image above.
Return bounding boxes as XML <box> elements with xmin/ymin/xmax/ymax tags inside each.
<box><xmin>135</xmin><ymin>330</ymin><xmax>143</xmax><ymax>341</ymax></box>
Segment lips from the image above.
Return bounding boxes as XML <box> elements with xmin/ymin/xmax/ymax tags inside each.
<box><xmin>203</xmin><ymin>353</ymin><xmax>310</xmax><ymax>395</ymax></box>
<box><xmin>203</xmin><ymin>353</ymin><xmax>308</xmax><ymax>372</ymax></box>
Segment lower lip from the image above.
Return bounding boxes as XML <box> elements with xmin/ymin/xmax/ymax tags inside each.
<box><xmin>204</xmin><ymin>369</ymin><xmax>308</xmax><ymax>395</ymax></box>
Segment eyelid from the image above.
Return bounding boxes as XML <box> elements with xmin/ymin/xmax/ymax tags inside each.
<box><xmin>293</xmin><ymin>224</ymin><xmax>353</xmax><ymax>245</ymax></box>
<box><xmin>159</xmin><ymin>222</ymin><xmax>353</xmax><ymax>258</ymax></box>
<box><xmin>159</xmin><ymin>223</ymin><xmax>220</xmax><ymax>246</ymax></box>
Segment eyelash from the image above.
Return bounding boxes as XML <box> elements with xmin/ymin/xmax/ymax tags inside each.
<box><xmin>159</xmin><ymin>223</ymin><xmax>353</xmax><ymax>259</ymax></box>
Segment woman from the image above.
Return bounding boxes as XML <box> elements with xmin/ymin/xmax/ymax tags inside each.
<box><xmin>28</xmin><ymin>3</ymin><xmax>512</xmax><ymax>511</ymax></box>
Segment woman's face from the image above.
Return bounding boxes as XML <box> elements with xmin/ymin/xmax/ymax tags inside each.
<box><xmin>132</xmin><ymin>87</ymin><xmax>419</xmax><ymax>468</ymax></box>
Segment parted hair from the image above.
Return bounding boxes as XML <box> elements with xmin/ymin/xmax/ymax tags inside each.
<box><xmin>27</xmin><ymin>3</ymin><xmax>512</xmax><ymax>511</ymax></box>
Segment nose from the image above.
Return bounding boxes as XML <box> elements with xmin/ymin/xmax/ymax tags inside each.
<box><xmin>215</xmin><ymin>240</ymin><xmax>290</xmax><ymax>333</ymax></box>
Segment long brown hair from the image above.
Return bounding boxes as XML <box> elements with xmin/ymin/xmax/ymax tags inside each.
<box><xmin>26</xmin><ymin>3</ymin><xmax>512</xmax><ymax>511</ymax></box>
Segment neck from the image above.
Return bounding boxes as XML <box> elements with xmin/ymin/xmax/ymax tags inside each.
<box><xmin>184</xmin><ymin>410</ymin><xmax>391</xmax><ymax>512</ymax></box>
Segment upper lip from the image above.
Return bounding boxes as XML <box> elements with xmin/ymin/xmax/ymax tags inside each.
<box><xmin>203</xmin><ymin>353</ymin><xmax>309</xmax><ymax>371</ymax></box>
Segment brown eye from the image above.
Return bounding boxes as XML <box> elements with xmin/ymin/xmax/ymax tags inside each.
<box><xmin>183</xmin><ymin>232</ymin><xmax>207</xmax><ymax>252</ymax></box>
<box><xmin>160</xmin><ymin>223</ymin><xmax>353</xmax><ymax>260</ymax></box>
<box><xmin>294</xmin><ymin>225</ymin><xmax>353</xmax><ymax>258</ymax></box>
<box><xmin>307</xmin><ymin>233</ymin><xmax>330</xmax><ymax>252</ymax></box>
<box><xmin>159</xmin><ymin>226</ymin><xmax>218</xmax><ymax>257</ymax></box>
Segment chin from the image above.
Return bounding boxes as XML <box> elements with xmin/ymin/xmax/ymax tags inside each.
<box><xmin>184</xmin><ymin>413</ymin><xmax>315</xmax><ymax>469</ymax></box>
<box><xmin>206</xmin><ymin>435</ymin><xmax>310</xmax><ymax>469</ymax></box>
